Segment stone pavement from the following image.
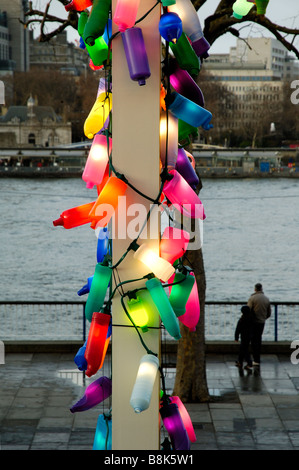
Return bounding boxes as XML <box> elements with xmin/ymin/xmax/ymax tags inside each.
<box><xmin>0</xmin><ymin>352</ymin><xmax>298</xmax><ymax>450</ymax></box>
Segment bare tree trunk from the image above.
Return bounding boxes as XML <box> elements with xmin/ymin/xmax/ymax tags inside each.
<box><xmin>173</xmin><ymin>176</ymin><xmax>210</xmax><ymax>403</ymax></box>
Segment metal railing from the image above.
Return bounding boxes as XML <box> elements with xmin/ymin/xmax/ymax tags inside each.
<box><xmin>0</xmin><ymin>301</ymin><xmax>298</xmax><ymax>342</ymax></box>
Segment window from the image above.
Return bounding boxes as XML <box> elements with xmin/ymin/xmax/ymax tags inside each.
<box><xmin>28</xmin><ymin>133</ymin><xmax>36</xmax><ymax>145</ymax></box>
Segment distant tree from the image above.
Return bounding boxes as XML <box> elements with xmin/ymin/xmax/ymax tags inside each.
<box><xmin>12</xmin><ymin>69</ymin><xmax>100</xmax><ymax>141</ymax></box>
<box><xmin>23</xmin><ymin>0</ymin><xmax>299</xmax><ymax>403</ymax></box>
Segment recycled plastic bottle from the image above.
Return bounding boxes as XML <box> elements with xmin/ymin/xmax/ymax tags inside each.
<box><xmin>167</xmin><ymin>91</ymin><xmax>213</xmax><ymax>130</ymax></box>
<box><xmin>93</xmin><ymin>413</ymin><xmax>112</xmax><ymax>450</ymax></box>
<box><xmin>85</xmin><ymin>262</ymin><xmax>112</xmax><ymax>322</ymax></box>
<box><xmin>168</xmin><ymin>57</ymin><xmax>204</xmax><ymax>108</ymax></box>
<box><xmin>78</xmin><ymin>11</ymin><xmax>109</xmax><ymax>67</ymax></box>
<box><xmin>70</xmin><ymin>376</ymin><xmax>112</xmax><ymax>412</ymax></box>
<box><xmin>169</xmin><ymin>271</ymin><xmax>195</xmax><ymax>317</ymax></box>
<box><xmin>178</xmin><ymin>119</ymin><xmax>198</xmax><ymax>145</ymax></box>
<box><xmin>160</xmin><ymin>401</ymin><xmax>190</xmax><ymax>450</ymax></box>
<box><xmin>83</xmin><ymin>0</ymin><xmax>111</xmax><ymax>46</ymax></box>
<box><xmin>169</xmin><ymin>32</ymin><xmax>200</xmax><ymax>78</ymax></box>
<box><xmin>84</xmin><ymin>91</ymin><xmax>112</xmax><ymax>140</ymax></box>
<box><xmin>130</xmin><ymin>354</ymin><xmax>159</xmax><ymax>413</ymax></box>
<box><xmin>145</xmin><ymin>277</ymin><xmax>181</xmax><ymax>340</ymax></box>
<box><xmin>84</xmin><ymin>311</ymin><xmax>111</xmax><ymax>377</ymax></box>
<box><xmin>176</xmin><ymin>147</ymin><xmax>199</xmax><ymax>190</ymax></box>
<box><xmin>65</xmin><ymin>0</ymin><xmax>92</xmax><ymax>11</ymax></box>
<box><xmin>53</xmin><ymin>201</ymin><xmax>96</xmax><ymax>229</ymax></box>
<box><xmin>113</xmin><ymin>0</ymin><xmax>140</xmax><ymax>32</ymax></box>
<box><xmin>121</xmin><ymin>27</ymin><xmax>151</xmax><ymax>86</ymax></box>
<box><xmin>82</xmin><ymin>133</ymin><xmax>112</xmax><ymax>189</ymax></box>
<box><xmin>74</xmin><ymin>341</ymin><xmax>87</xmax><ymax>371</ymax></box>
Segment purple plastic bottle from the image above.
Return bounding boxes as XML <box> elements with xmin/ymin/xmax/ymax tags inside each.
<box><xmin>70</xmin><ymin>376</ymin><xmax>112</xmax><ymax>413</ymax></box>
<box><xmin>176</xmin><ymin>147</ymin><xmax>199</xmax><ymax>190</ymax></box>
<box><xmin>168</xmin><ymin>58</ymin><xmax>205</xmax><ymax>108</ymax></box>
<box><xmin>121</xmin><ymin>27</ymin><xmax>151</xmax><ymax>86</ymax></box>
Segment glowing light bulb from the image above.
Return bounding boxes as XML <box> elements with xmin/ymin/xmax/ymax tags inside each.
<box><xmin>133</xmin><ymin>244</ymin><xmax>175</xmax><ymax>282</ymax></box>
<box><xmin>82</xmin><ymin>134</ymin><xmax>112</xmax><ymax>189</ymax></box>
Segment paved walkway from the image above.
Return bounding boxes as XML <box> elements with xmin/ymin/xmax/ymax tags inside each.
<box><xmin>0</xmin><ymin>352</ymin><xmax>298</xmax><ymax>450</ymax></box>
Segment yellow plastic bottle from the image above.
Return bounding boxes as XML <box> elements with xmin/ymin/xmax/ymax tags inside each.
<box><xmin>84</xmin><ymin>91</ymin><xmax>112</xmax><ymax>140</ymax></box>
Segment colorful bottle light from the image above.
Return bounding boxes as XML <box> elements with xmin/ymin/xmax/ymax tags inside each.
<box><xmin>160</xmin><ymin>401</ymin><xmax>190</xmax><ymax>450</ymax></box>
<box><xmin>84</xmin><ymin>91</ymin><xmax>112</xmax><ymax>140</ymax></box>
<box><xmin>176</xmin><ymin>147</ymin><xmax>199</xmax><ymax>190</ymax></box>
<box><xmin>113</xmin><ymin>0</ymin><xmax>140</xmax><ymax>32</ymax></box>
<box><xmin>126</xmin><ymin>295</ymin><xmax>149</xmax><ymax>332</ymax></box>
<box><xmin>232</xmin><ymin>0</ymin><xmax>254</xmax><ymax>18</ymax></box>
<box><xmin>65</xmin><ymin>0</ymin><xmax>92</xmax><ymax>11</ymax></box>
<box><xmin>70</xmin><ymin>376</ymin><xmax>112</xmax><ymax>413</ymax></box>
<box><xmin>185</xmin><ymin>149</ymin><xmax>196</xmax><ymax>169</ymax></box>
<box><xmin>167</xmin><ymin>91</ymin><xmax>213</xmax><ymax>130</ymax></box>
<box><xmin>160</xmin><ymin>226</ymin><xmax>190</xmax><ymax>265</ymax></box>
<box><xmin>169</xmin><ymin>396</ymin><xmax>196</xmax><ymax>443</ymax></box>
<box><xmin>77</xmin><ymin>276</ymin><xmax>94</xmax><ymax>296</ymax></box>
<box><xmin>85</xmin><ymin>262</ymin><xmax>112</xmax><ymax>322</ymax></box>
<box><xmin>82</xmin><ymin>134</ymin><xmax>112</xmax><ymax>189</ymax></box>
<box><xmin>160</xmin><ymin>109</ymin><xmax>178</xmax><ymax>170</ymax></box>
<box><xmin>84</xmin><ymin>311</ymin><xmax>111</xmax><ymax>377</ymax></box>
<box><xmin>159</xmin><ymin>12</ymin><xmax>182</xmax><ymax>44</ymax></box>
<box><xmin>178</xmin><ymin>272</ymin><xmax>200</xmax><ymax>331</ymax></box>
<box><xmin>255</xmin><ymin>0</ymin><xmax>270</xmax><ymax>15</ymax></box>
<box><xmin>121</xmin><ymin>27</ymin><xmax>151</xmax><ymax>86</ymax></box>
<box><xmin>74</xmin><ymin>341</ymin><xmax>87</xmax><ymax>371</ymax></box>
<box><xmin>145</xmin><ymin>277</ymin><xmax>181</xmax><ymax>340</ymax></box>
<box><xmin>78</xmin><ymin>12</ymin><xmax>109</xmax><ymax>67</ymax></box>
<box><xmin>168</xmin><ymin>0</ymin><xmax>210</xmax><ymax>58</ymax></box>
<box><xmin>83</xmin><ymin>0</ymin><xmax>111</xmax><ymax>46</ymax></box>
<box><xmin>178</xmin><ymin>119</ymin><xmax>198</xmax><ymax>145</ymax></box>
<box><xmin>96</xmin><ymin>226</ymin><xmax>109</xmax><ymax>263</ymax></box>
<box><xmin>168</xmin><ymin>58</ymin><xmax>205</xmax><ymax>108</ymax></box>
<box><xmin>93</xmin><ymin>413</ymin><xmax>112</xmax><ymax>450</ymax></box>
<box><xmin>89</xmin><ymin>176</ymin><xmax>128</xmax><ymax>228</ymax></box>
<box><xmin>133</xmin><ymin>244</ymin><xmax>175</xmax><ymax>283</ymax></box>
<box><xmin>163</xmin><ymin>169</ymin><xmax>205</xmax><ymax>220</ymax></box>
<box><xmin>169</xmin><ymin>32</ymin><xmax>200</xmax><ymax>78</ymax></box>
<box><xmin>169</xmin><ymin>271</ymin><xmax>195</xmax><ymax>317</ymax></box>
<box><xmin>130</xmin><ymin>354</ymin><xmax>159</xmax><ymax>413</ymax></box>
<box><xmin>53</xmin><ymin>201</ymin><xmax>96</xmax><ymax>229</ymax></box>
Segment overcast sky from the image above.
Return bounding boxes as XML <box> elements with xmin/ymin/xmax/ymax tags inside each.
<box><xmin>32</xmin><ymin>0</ymin><xmax>299</xmax><ymax>56</ymax></box>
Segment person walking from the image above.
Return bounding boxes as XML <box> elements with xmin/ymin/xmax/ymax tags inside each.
<box><xmin>234</xmin><ymin>305</ymin><xmax>253</xmax><ymax>370</ymax></box>
<box><xmin>247</xmin><ymin>283</ymin><xmax>271</xmax><ymax>366</ymax></box>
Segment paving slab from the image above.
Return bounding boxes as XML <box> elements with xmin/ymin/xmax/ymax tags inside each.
<box><xmin>0</xmin><ymin>352</ymin><xmax>298</xmax><ymax>451</ymax></box>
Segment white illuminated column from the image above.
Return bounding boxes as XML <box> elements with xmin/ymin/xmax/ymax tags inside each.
<box><xmin>111</xmin><ymin>0</ymin><xmax>161</xmax><ymax>450</ymax></box>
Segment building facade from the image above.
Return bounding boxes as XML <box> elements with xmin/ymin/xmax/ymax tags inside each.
<box><xmin>202</xmin><ymin>37</ymin><xmax>299</xmax><ymax>141</ymax></box>
<box><xmin>0</xmin><ymin>95</ymin><xmax>72</xmax><ymax>147</ymax></box>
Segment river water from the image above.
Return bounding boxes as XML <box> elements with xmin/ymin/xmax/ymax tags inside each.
<box><xmin>1</xmin><ymin>177</ymin><xmax>299</xmax><ymax>303</ymax></box>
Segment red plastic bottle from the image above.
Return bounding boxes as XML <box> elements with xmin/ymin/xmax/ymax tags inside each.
<box><xmin>84</xmin><ymin>311</ymin><xmax>111</xmax><ymax>377</ymax></box>
<box><xmin>53</xmin><ymin>201</ymin><xmax>96</xmax><ymax>229</ymax></box>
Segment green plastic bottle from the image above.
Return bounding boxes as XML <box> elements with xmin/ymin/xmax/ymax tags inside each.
<box><xmin>169</xmin><ymin>271</ymin><xmax>195</xmax><ymax>317</ymax></box>
<box><xmin>169</xmin><ymin>32</ymin><xmax>200</xmax><ymax>78</ymax></box>
<box><xmin>78</xmin><ymin>11</ymin><xmax>109</xmax><ymax>66</ymax></box>
<box><xmin>83</xmin><ymin>0</ymin><xmax>111</xmax><ymax>46</ymax></box>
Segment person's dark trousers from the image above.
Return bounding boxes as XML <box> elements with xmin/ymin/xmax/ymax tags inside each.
<box><xmin>238</xmin><ymin>336</ymin><xmax>252</xmax><ymax>366</ymax></box>
<box><xmin>251</xmin><ymin>322</ymin><xmax>265</xmax><ymax>363</ymax></box>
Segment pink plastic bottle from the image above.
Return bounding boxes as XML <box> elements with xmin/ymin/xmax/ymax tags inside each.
<box><xmin>82</xmin><ymin>134</ymin><xmax>112</xmax><ymax>189</ymax></box>
<box><xmin>178</xmin><ymin>272</ymin><xmax>200</xmax><ymax>331</ymax></box>
<box><xmin>170</xmin><ymin>396</ymin><xmax>197</xmax><ymax>442</ymax></box>
<box><xmin>163</xmin><ymin>169</ymin><xmax>206</xmax><ymax>219</ymax></box>
<box><xmin>160</xmin><ymin>227</ymin><xmax>190</xmax><ymax>265</ymax></box>
<box><xmin>113</xmin><ymin>0</ymin><xmax>140</xmax><ymax>32</ymax></box>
